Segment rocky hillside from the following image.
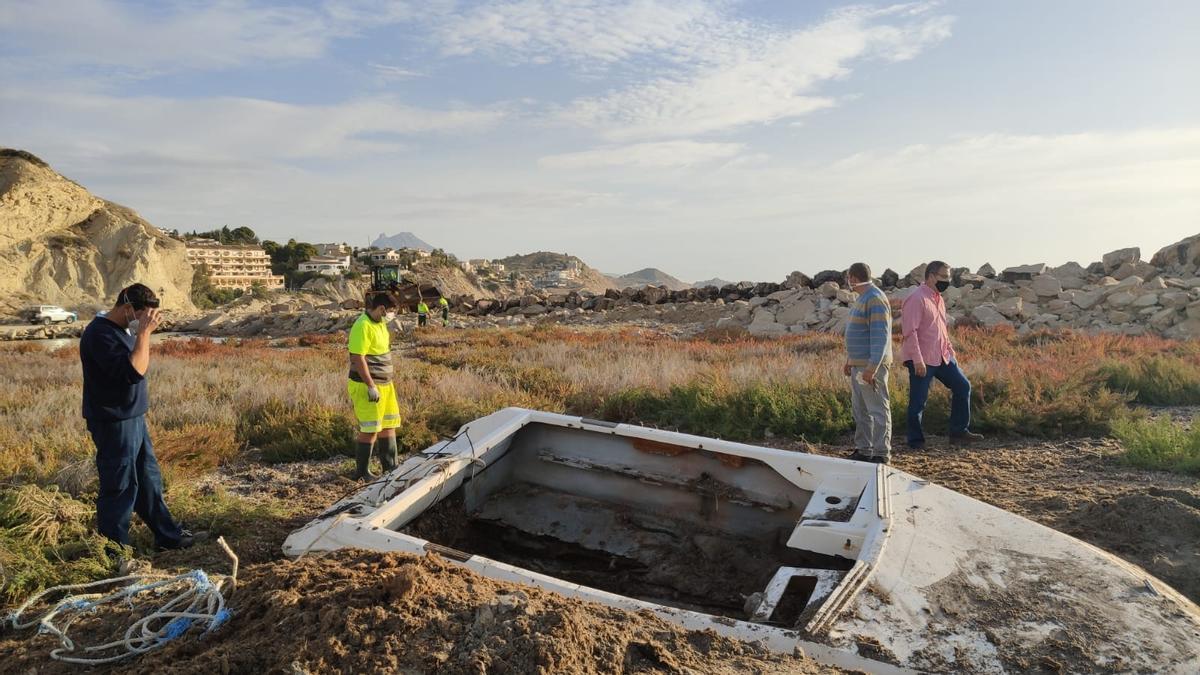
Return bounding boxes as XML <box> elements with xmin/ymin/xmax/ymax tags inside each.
<box><xmin>610</xmin><ymin>268</ymin><xmax>691</xmax><ymax>291</ymax></box>
<box><xmin>499</xmin><ymin>252</ymin><xmax>617</xmax><ymax>294</ymax></box>
<box><xmin>0</xmin><ymin>149</ymin><xmax>194</xmax><ymax>314</ymax></box>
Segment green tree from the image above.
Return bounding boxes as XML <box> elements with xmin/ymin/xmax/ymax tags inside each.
<box><xmin>189</xmin><ymin>226</ymin><xmax>259</xmax><ymax>244</ymax></box>
<box><xmin>262</xmin><ymin>239</ymin><xmax>319</xmax><ymax>288</ymax></box>
<box><xmin>190</xmin><ymin>264</ymin><xmax>239</xmax><ymax>309</ymax></box>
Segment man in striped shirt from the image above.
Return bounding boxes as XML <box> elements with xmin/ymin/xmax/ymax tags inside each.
<box><xmin>843</xmin><ymin>263</ymin><xmax>893</xmax><ymax>463</ymax></box>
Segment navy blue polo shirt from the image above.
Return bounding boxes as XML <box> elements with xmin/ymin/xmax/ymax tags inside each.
<box><xmin>80</xmin><ymin>317</ymin><xmax>148</xmax><ymax>422</ymax></box>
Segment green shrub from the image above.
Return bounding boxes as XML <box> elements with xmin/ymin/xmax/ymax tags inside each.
<box><xmin>1112</xmin><ymin>415</ymin><xmax>1200</xmax><ymax>476</ymax></box>
<box><xmin>238</xmin><ymin>400</ymin><xmax>356</xmax><ymax>463</ymax></box>
<box><xmin>0</xmin><ymin>485</ymin><xmax>125</xmax><ymax>605</ymax></box>
<box><xmin>600</xmin><ymin>377</ymin><xmax>853</xmax><ymax>443</ymax></box>
<box><xmin>1097</xmin><ymin>356</ymin><xmax>1200</xmax><ymax>405</ymax></box>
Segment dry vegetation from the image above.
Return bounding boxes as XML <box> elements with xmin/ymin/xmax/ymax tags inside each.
<box><xmin>2</xmin><ymin>324</ymin><xmax>1199</xmax><ymax>630</ymax></box>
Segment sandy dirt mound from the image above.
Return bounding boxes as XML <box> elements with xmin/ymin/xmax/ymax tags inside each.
<box><xmin>128</xmin><ymin>550</ymin><xmax>826</xmax><ymax>674</ymax></box>
<box><xmin>1</xmin><ymin>549</ymin><xmax>830</xmax><ymax>674</ymax></box>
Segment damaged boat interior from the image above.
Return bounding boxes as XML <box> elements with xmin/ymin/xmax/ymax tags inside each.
<box><xmin>394</xmin><ymin>421</ymin><xmax>882</xmax><ymax>628</ymax></box>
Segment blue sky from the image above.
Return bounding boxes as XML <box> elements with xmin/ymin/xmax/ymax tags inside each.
<box><xmin>2</xmin><ymin>1</ymin><xmax>1198</xmax><ymax>282</ymax></box>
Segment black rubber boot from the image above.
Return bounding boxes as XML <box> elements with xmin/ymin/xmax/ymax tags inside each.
<box><xmin>378</xmin><ymin>435</ymin><xmax>398</xmax><ymax>473</ymax></box>
<box><xmin>355</xmin><ymin>441</ymin><xmax>377</xmax><ymax>481</ymax></box>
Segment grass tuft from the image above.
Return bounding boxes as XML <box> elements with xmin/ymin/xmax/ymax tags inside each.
<box><xmin>1098</xmin><ymin>356</ymin><xmax>1200</xmax><ymax>406</ymax></box>
<box><xmin>237</xmin><ymin>399</ymin><xmax>356</xmax><ymax>463</ymax></box>
<box><xmin>1113</xmin><ymin>415</ymin><xmax>1200</xmax><ymax>476</ymax></box>
<box><xmin>0</xmin><ymin>484</ymin><xmax>125</xmax><ymax>604</ymax></box>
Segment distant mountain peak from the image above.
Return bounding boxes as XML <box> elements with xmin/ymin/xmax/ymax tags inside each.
<box><xmin>372</xmin><ymin>232</ymin><xmax>434</xmax><ymax>251</ymax></box>
<box><xmin>612</xmin><ymin>268</ymin><xmax>691</xmax><ymax>291</ymax></box>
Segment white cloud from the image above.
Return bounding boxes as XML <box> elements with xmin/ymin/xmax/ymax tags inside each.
<box><xmin>0</xmin><ymin>90</ymin><xmax>506</xmax><ymax>162</ymax></box>
<box><xmin>432</xmin><ymin>0</ymin><xmax>745</xmax><ymax>66</ymax></box>
<box><xmin>369</xmin><ymin>62</ymin><xmax>426</xmax><ymax>80</ymax></box>
<box><xmin>560</xmin><ymin>3</ymin><xmax>953</xmax><ymax>140</ymax></box>
<box><xmin>0</xmin><ymin>0</ymin><xmax>340</xmax><ymax>74</ymax></box>
<box><xmin>539</xmin><ymin>140</ymin><xmax>745</xmax><ymax>169</ymax></box>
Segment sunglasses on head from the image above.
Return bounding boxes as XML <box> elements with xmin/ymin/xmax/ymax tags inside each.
<box><xmin>118</xmin><ymin>290</ymin><xmax>161</xmax><ymax>311</ymax></box>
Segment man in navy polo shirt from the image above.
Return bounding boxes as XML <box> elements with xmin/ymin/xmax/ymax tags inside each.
<box><xmin>80</xmin><ymin>283</ymin><xmax>195</xmax><ymax>550</ymax></box>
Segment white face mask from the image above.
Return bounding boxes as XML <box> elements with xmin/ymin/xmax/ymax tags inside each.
<box><xmin>383</xmin><ymin>311</ymin><xmax>396</xmax><ymax>322</ymax></box>
<box><xmin>126</xmin><ymin>306</ymin><xmax>139</xmax><ymax>334</ymax></box>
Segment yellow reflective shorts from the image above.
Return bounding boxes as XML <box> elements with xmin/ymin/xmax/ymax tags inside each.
<box><xmin>347</xmin><ymin>380</ymin><xmax>401</xmax><ymax>434</ymax></box>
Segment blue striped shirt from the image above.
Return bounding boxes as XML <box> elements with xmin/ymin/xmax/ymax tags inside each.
<box><xmin>844</xmin><ymin>284</ymin><xmax>893</xmax><ymax>369</ymax></box>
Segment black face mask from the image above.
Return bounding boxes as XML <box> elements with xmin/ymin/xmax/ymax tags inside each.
<box><xmin>935</xmin><ymin>280</ymin><xmax>951</xmax><ymax>293</ymax></box>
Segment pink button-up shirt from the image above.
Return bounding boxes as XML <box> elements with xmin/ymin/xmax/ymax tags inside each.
<box><xmin>899</xmin><ymin>284</ymin><xmax>956</xmax><ymax>366</ymax></box>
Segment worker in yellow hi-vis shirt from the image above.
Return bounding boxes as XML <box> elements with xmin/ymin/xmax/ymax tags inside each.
<box><xmin>346</xmin><ymin>294</ymin><xmax>400</xmax><ymax>480</ymax></box>
<box><xmin>439</xmin><ymin>295</ymin><xmax>450</xmax><ymax>327</ymax></box>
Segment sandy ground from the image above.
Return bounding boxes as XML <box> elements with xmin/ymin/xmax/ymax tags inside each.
<box><xmin>2</xmin><ymin>431</ymin><xmax>1198</xmax><ymax>673</ymax></box>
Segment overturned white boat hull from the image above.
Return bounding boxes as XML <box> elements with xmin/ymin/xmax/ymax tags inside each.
<box><xmin>285</xmin><ymin>408</ymin><xmax>1200</xmax><ymax>673</ymax></box>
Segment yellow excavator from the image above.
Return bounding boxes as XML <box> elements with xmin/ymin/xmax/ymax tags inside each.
<box><xmin>365</xmin><ymin>263</ymin><xmax>443</xmax><ymax>312</ymax></box>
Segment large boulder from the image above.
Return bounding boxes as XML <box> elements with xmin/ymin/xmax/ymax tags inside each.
<box><xmin>1072</xmin><ymin>288</ymin><xmax>1106</xmax><ymax>310</ymax></box>
<box><xmin>811</xmin><ymin>270</ymin><xmax>845</xmax><ymax>288</ymax></box>
<box><xmin>642</xmin><ymin>285</ymin><xmax>670</xmax><ymax>305</ymax></box>
<box><xmin>958</xmin><ymin>273</ymin><xmax>986</xmax><ymax>289</ymax></box>
<box><xmin>1102</xmin><ymin>247</ymin><xmax>1140</xmax><ymax>272</ymax></box>
<box><xmin>1113</xmin><ymin>261</ymin><xmax>1157</xmax><ymax>281</ymax></box>
<box><xmin>996</xmin><ymin>297</ymin><xmax>1025</xmax><ymax>320</ymax></box>
<box><xmin>1152</xmin><ymin>233</ymin><xmax>1200</xmax><ymax>271</ymax></box>
<box><xmin>747</xmin><ymin>309</ymin><xmax>786</xmax><ymax>336</ymax></box>
<box><xmin>971</xmin><ymin>305</ymin><xmax>1010</xmax><ymax>328</ymax></box>
<box><xmin>1031</xmin><ymin>275</ymin><xmax>1063</xmax><ymax>298</ymax></box>
<box><xmin>1000</xmin><ymin>263</ymin><xmax>1047</xmax><ymax>283</ymax></box>
<box><xmin>817</xmin><ymin>281</ymin><xmax>840</xmax><ymax>299</ymax></box>
<box><xmin>880</xmin><ymin>268</ymin><xmax>900</xmax><ymax>289</ymax></box>
<box><xmin>776</xmin><ymin>298</ymin><xmax>817</xmax><ymax>326</ymax></box>
<box><xmin>782</xmin><ymin>271</ymin><xmax>812</xmax><ymax>289</ymax></box>
<box><xmin>976</xmin><ymin>263</ymin><xmax>996</xmax><ymax>278</ymax></box>
<box><xmin>1106</xmin><ymin>291</ymin><xmax>1137</xmax><ymax>309</ymax></box>
<box><xmin>1165</xmin><ymin>318</ymin><xmax>1200</xmax><ymax>339</ymax></box>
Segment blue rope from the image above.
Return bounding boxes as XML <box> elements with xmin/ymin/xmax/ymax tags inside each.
<box><xmin>160</xmin><ymin>617</ymin><xmax>194</xmax><ymax>642</ymax></box>
<box><xmin>208</xmin><ymin>609</ymin><xmax>231</xmax><ymax>632</ymax></box>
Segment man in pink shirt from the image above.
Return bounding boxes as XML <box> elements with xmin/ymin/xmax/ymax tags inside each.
<box><xmin>900</xmin><ymin>261</ymin><xmax>984</xmax><ymax>449</ymax></box>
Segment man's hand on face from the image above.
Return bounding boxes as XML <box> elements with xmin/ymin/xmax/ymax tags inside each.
<box><xmin>137</xmin><ymin>307</ymin><xmax>162</xmax><ymax>336</ymax></box>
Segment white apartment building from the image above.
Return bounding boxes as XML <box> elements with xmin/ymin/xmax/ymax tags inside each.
<box><xmin>186</xmin><ymin>239</ymin><xmax>284</xmax><ymax>290</ymax></box>
<box><xmin>298</xmin><ymin>255</ymin><xmax>351</xmax><ymax>276</ymax></box>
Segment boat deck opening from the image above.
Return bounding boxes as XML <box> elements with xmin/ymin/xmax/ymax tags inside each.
<box><xmin>399</xmin><ymin>423</ymin><xmax>858</xmax><ymax>625</ymax></box>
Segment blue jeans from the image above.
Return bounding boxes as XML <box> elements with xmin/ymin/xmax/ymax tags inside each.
<box><xmin>904</xmin><ymin>359</ymin><xmax>972</xmax><ymax>446</ymax></box>
<box><xmin>87</xmin><ymin>415</ymin><xmax>183</xmax><ymax>548</ymax></box>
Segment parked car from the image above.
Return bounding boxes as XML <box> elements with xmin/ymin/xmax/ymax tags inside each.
<box><xmin>23</xmin><ymin>305</ymin><xmax>78</xmax><ymax>325</ymax></box>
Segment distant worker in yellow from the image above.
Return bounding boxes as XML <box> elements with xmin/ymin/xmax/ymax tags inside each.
<box><xmin>416</xmin><ymin>299</ymin><xmax>429</xmax><ymax>328</ymax></box>
<box><xmin>439</xmin><ymin>295</ymin><xmax>450</xmax><ymax>327</ymax></box>
<box><xmin>347</xmin><ymin>294</ymin><xmax>400</xmax><ymax>480</ymax></box>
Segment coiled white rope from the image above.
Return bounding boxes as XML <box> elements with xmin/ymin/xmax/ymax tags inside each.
<box><xmin>5</xmin><ymin>536</ymin><xmax>239</xmax><ymax>665</ymax></box>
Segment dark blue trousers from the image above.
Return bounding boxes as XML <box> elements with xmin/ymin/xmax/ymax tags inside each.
<box><xmin>87</xmin><ymin>415</ymin><xmax>183</xmax><ymax>548</ymax></box>
<box><xmin>904</xmin><ymin>359</ymin><xmax>972</xmax><ymax>446</ymax></box>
